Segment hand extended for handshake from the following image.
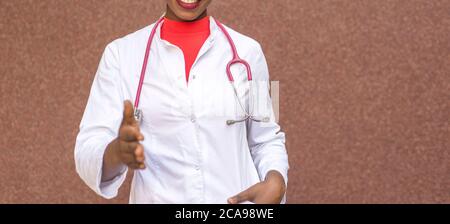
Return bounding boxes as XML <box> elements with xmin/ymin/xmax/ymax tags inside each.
<box><xmin>102</xmin><ymin>100</ymin><xmax>145</xmax><ymax>181</ymax></box>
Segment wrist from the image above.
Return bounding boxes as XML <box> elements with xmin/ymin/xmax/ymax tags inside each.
<box><xmin>101</xmin><ymin>138</ymin><xmax>128</xmax><ymax>182</ymax></box>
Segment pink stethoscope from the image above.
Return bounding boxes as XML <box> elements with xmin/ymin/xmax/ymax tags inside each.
<box><xmin>134</xmin><ymin>17</ymin><xmax>269</xmax><ymax>125</ymax></box>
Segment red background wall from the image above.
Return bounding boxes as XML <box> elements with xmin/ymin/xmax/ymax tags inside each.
<box><xmin>0</xmin><ymin>0</ymin><xmax>448</xmax><ymax>203</ymax></box>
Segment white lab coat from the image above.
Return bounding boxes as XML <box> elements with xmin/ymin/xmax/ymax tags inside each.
<box><xmin>74</xmin><ymin>17</ymin><xmax>289</xmax><ymax>204</ymax></box>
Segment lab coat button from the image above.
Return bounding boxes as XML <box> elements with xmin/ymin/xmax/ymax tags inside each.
<box><xmin>191</xmin><ymin>116</ymin><xmax>196</xmax><ymax>123</ymax></box>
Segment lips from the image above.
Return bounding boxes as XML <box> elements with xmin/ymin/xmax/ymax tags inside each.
<box><xmin>176</xmin><ymin>0</ymin><xmax>201</xmax><ymax>10</ymax></box>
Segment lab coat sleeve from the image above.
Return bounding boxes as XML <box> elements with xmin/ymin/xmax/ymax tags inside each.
<box><xmin>246</xmin><ymin>43</ymin><xmax>289</xmax><ymax>201</ymax></box>
<box><xmin>74</xmin><ymin>41</ymin><xmax>128</xmax><ymax>199</ymax></box>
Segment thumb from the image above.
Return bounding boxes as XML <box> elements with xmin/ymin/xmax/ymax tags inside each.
<box><xmin>228</xmin><ymin>185</ymin><xmax>257</xmax><ymax>204</ymax></box>
<box><xmin>122</xmin><ymin>100</ymin><xmax>136</xmax><ymax>125</ymax></box>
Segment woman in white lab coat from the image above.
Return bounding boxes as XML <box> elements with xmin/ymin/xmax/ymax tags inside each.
<box><xmin>75</xmin><ymin>0</ymin><xmax>289</xmax><ymax>204</ymax></box>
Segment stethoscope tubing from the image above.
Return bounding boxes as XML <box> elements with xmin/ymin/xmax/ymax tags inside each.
<box><xmin>134</xmin><ymin>17</ymin><xmax>269</xmax><ymax>125</ymax></box>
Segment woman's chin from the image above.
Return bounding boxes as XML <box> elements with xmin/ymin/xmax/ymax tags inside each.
<box><xmin>171</xmin><ymin>11</ymin><xmax>204</xmax><ymax>21</ymax></box>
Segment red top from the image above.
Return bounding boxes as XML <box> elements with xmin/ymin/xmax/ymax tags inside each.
<box><xmin>161</xmin><ymin>16</ymin><xmax>211</xmax><ymax>83</ymax></box>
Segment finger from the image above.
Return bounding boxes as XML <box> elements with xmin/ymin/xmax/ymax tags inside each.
<box><xmin>134</xmin><ymin>145</ymin><xmax>145</xmax><ymax>163</ymax></box>
<box><xmin>118</xmin><ymin>152</ymin><xmax>136</xmax><ymax>164</ymax></box>
<box><xmin>120</xmin><ymin>126</ymin><xmax>144</xmax><ymax>142</ymax></box>
<box><xmin>126</xmin><ymin>161</ymin><xmax>146</xmax><ymax>170</ymax></box>
<box><xmin>120</xmin><ymin>151</ymin><xmax>145</xmax><ymax>166</ymax></box>
<box><xmin>119</xmin><ymin>148</ymin><xmax>144</xmax><ymax>168</ymax></box>
<box><xmin>119</xmin><ymin>142</ymin><xmax>145</xmax><ymax>163</ymax></box>
<box><xmin>122</xmin><ymin>100</ymin><xmax>136</xmax><ymax>125</ymax></box>
<box><xmin>127</xmin><ymin>163</ymin><xmax>139</xmax><ymax>169</ymax></box>
<box><xmin>120</xmin><ymin>141</ymin><xmax>138</xmax><ymax>154</ymax></box>
<box><xmin>228</xmin><ymin>186</ymin><xmax>257</xmax><ymax>204</ymax></box>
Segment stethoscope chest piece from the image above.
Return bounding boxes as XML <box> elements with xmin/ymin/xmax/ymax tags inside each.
<box><xmin>134</xmin><ymin>108</ymin><xmax>143</xmax><ymax>124</ymax></box>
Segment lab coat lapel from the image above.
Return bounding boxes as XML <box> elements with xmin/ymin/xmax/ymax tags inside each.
<box><xmin>154</xmin><ymin>21</ymin><xmax>188</xmax><ymax>91</ymax></box>
<box><xmin>191</xmin><ymin>17</ymin><xmax>220</xmax><ymax>69</ymax></box>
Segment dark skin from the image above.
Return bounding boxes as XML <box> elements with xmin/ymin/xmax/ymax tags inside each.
<box><xmin>101</xmin><ymin>100</ymin><xmax>145</xmax><ymax>182</ymax></box>
<box><xmin>101</xmin><ymin>0</ymin><xmax>286</xmax><ymax>204</ymax></box>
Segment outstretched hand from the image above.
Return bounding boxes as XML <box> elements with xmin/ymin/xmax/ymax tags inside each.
<box><xmin>115</xmin><ymin>100</ymin><xmax>146</xmax><ymax>170</ymax></box>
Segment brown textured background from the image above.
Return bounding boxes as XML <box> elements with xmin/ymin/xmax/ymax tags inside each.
<box><xmin>0</xmin><ymin>0</ymin><xmax>449</xmax><ymax>204</ymax></box>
